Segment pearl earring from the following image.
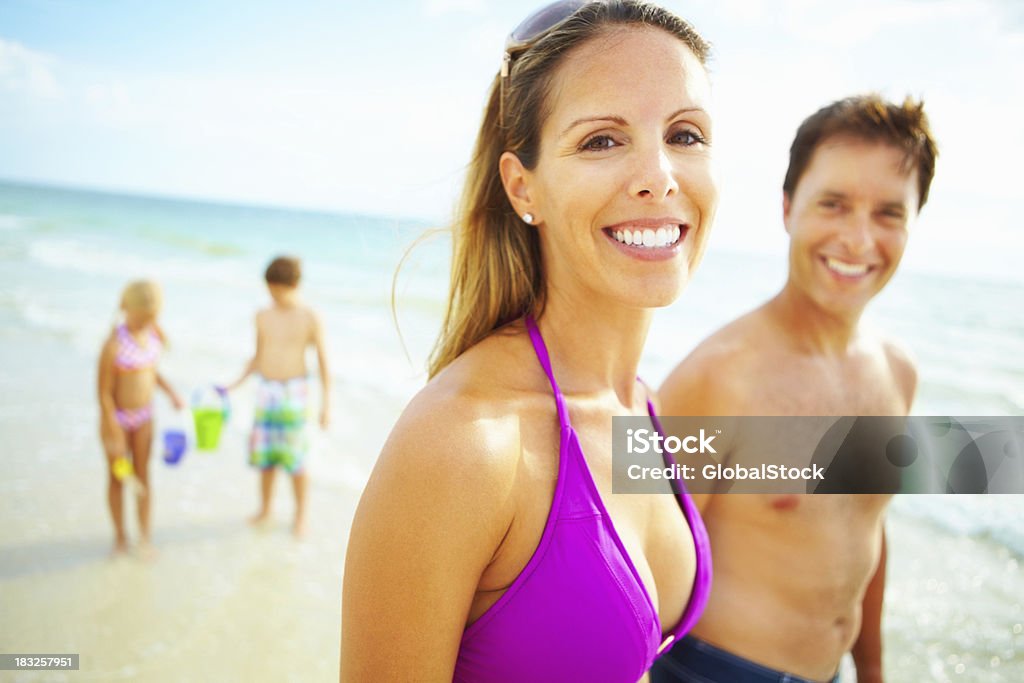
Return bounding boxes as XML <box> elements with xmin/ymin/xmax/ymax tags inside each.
<box><xmin>522</xmin><ymin>213</ymin><xmax>534</xmax><ymax>224</ymax></box>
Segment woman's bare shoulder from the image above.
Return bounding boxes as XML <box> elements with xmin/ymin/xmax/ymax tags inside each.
<box><xmin>375</xmin><ymin>326</ymin><xmax>542</xmax><ymax>508</ymax></box>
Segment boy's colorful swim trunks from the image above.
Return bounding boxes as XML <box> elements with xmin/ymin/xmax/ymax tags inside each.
<box><xmin>249</xmin><ymin>376</ymin><xmax>309</xmax><ymax>474</ymax></box>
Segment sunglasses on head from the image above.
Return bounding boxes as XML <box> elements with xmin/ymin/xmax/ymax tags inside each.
<box><xmin>502</xmin><ymin>0</ymin><xmax>597</xmax><ymax>77</ymax></box>
<box><xmin>499</xmin><ymin>0</ymin><xmax>604</xmax><ymax>124</ymax></box>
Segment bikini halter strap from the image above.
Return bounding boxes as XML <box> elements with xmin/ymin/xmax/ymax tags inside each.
<box><xmin>524</xmin><ymin>315</ymin><xmax>571</xmax><ymax>430</ymax></box>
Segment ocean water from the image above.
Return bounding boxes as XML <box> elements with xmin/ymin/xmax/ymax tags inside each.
<box><xmin>0</xmin><ymin>180</ymin><xmax>1021</xmax><ymax>682</ymax></box>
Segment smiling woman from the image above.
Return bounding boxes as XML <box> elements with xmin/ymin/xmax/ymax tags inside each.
<box><xmin>341</xmin><ymin>2</ymin><xmax>717</xmax><ymax>682</ymax></box>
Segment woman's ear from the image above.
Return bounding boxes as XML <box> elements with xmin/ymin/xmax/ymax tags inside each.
<box><xmin>499</xmin><ymin>151</ymin><xmax>540</xmax><ymax>225</ymax></box>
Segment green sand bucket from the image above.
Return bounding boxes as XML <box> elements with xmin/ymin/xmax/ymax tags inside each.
<box><xmin>192</xmin><ymin>386</ymin><xmax>230</xmax><ymax>451</ymax></box>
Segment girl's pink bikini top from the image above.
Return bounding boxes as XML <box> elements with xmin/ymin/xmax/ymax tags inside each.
<box><xmin>114</xmin><ymin>324</ymin><xmax>162</xmax><ymax>372</ymax></box>
<box><xmin>453</xmin><ymin>316</ymin><xmax>712</xmax><ymax>683</ymax></box>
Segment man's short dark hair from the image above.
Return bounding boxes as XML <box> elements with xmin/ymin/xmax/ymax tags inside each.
<box><xmin>783</xmin><ymin>94</ymin><xmax>938</xmax><ymax>210</ymax></box>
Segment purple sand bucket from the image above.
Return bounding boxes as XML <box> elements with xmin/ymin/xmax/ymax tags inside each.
<box><xmin>163</xmin><ymin>428</ymin><xmax>188</xmax><ymax>465</ymax></box>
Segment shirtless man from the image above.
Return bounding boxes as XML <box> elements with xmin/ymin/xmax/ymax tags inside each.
<box><xmin>651</xmin><ymin>95</ymin><xmax>938</xmax><ymax>683</ymax></box>
<box><xmin>227</xmin><ymin>255</ymin><xmax>330</xmax><ymax>537</ymax></box>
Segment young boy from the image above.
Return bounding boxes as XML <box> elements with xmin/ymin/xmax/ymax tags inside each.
<box><xmin>228</xmin><ymin>256</ymin><xmax>330</xmax><ymax>538</ymax></box>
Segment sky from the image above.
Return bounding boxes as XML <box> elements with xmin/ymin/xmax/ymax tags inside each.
<box><xmin>2</xmin><ymin>0</ymin><xmax>1023</xmax><ymax>282</ymax></box>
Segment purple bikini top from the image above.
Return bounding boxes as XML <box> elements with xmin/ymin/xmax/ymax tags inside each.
<box><xmin>453</xmin><ymin>316</ymin><xmax>712</xmax><ymax>682</ymax></box>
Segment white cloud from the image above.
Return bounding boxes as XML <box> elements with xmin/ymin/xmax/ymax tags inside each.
<box><xmin>0</xmin><ymin>38</ymin><xmax>61</xmax><ymax>99</ymax></box>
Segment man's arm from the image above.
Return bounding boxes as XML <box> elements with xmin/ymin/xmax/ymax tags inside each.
<box><xmin>885</xmin><ymin>340</ymin><xmax>918</xmax><ymax>414</ymax></box>
<box><xmin>852</xmin><ymin>530</ymin><xmax>887</xmax><ymax>683</ymax></box>
<box><xmin>849</xmin><ymin>342</ymin><xmax>908</xmax><ymax>682</ymax></box>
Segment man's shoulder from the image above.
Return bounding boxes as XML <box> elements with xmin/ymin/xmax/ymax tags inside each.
<box><xmin>879</xmin><ymin>335</ymin><xmax>915</xmax><ymax>371</ymax></box>
<box><xmin>879</xmin><ymin>335</ymin><xmax>918</xmax><ymax>406</ymax></box>
<box><xmin>680</xmin><ymin>306</ymin><xmax>778</xmax><ymax>373</ymax></box>
<box><xmin>659</xmin><ymin>309</ymin><xmax>771</xmax><ymax>415</ymax></box>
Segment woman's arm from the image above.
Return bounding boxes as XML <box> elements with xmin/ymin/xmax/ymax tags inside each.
<box><xmin>340</xmin><ymin>390</ymin><xmax>519</xmax><ymax>681</ymax></box>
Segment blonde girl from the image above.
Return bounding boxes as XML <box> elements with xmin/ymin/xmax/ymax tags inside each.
<box><xmin>97</xmin><ymin>280</ymin><xmax>184</xmax><ymax>556</ymax></box>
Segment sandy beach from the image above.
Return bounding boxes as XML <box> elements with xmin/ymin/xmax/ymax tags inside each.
<box><xmin>0</xmin><ymin>316</ymin><xmax>366</xmax><ymax>682</ymax></box>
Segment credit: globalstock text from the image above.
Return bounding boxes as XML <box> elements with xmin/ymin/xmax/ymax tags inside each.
<box><xmin>623</xmin><ymin>428</ymin><xmax>825</xmax><ymax>482</ymax></box>
<box><xmin>626</xmin><ymin>463</ymin><xmax>826</xmax><ymax>481</ymax></box>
